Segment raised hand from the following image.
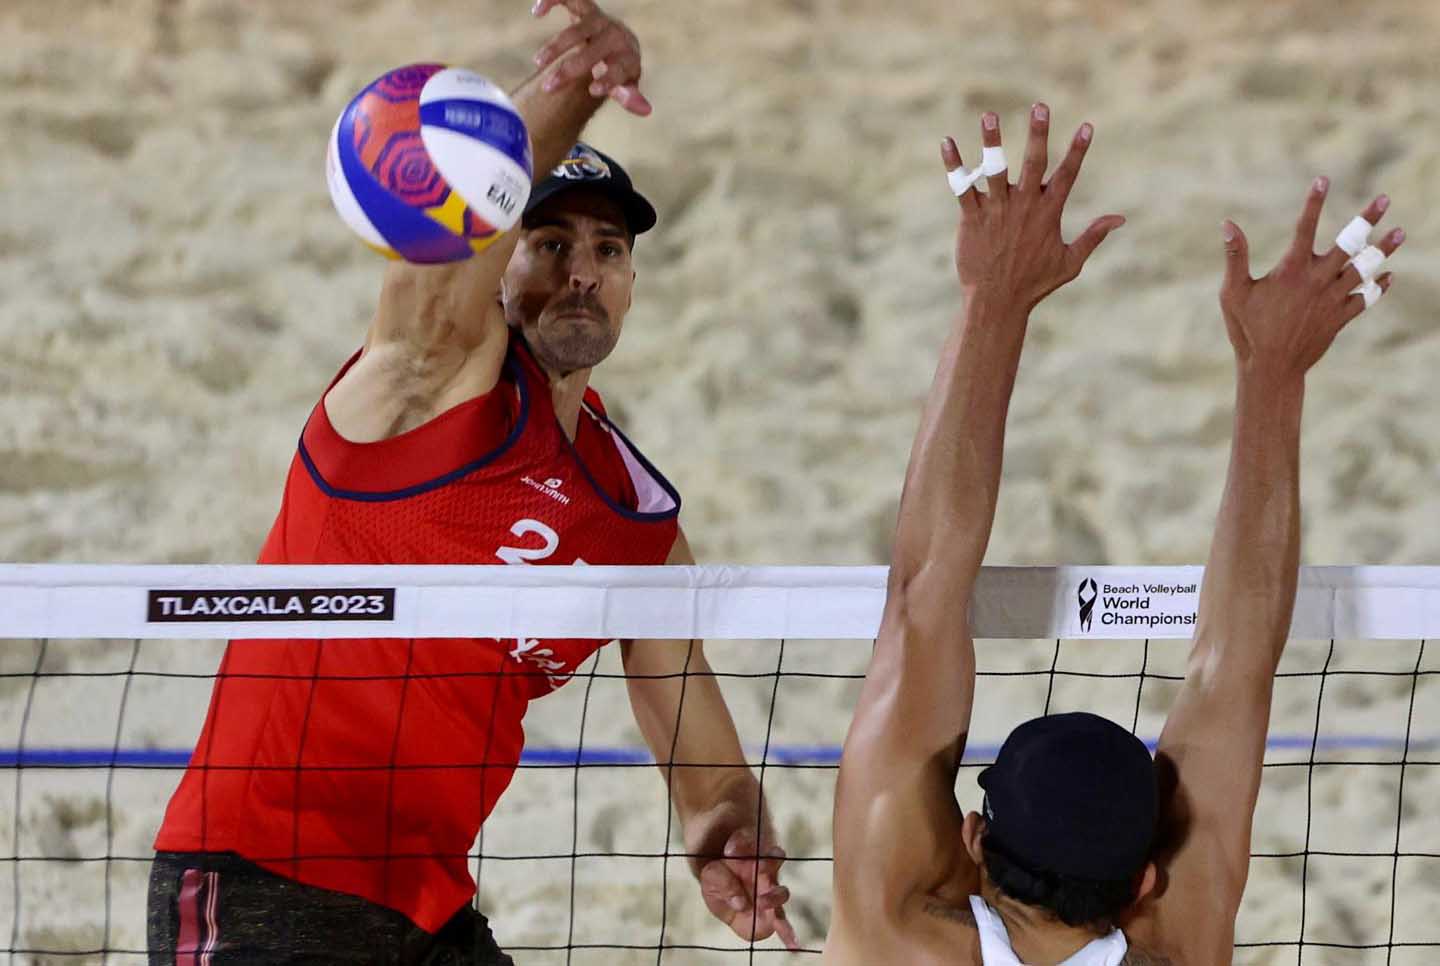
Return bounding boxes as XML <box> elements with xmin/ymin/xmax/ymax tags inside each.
<box><xmin>697</xmin><ymin>827</ymin><xmax>799</xmax><ymax>950</ymax></box>
<box><xmin>942</xmin><ymin>104</ymin><xmax>1125</xmax><ymax>312</ymax></box>
<box><xmin>532</xmin><ymin>0</ymin><xmax>652</xmax><ymax>116</ymax></box>
<box><xmin>1220</xmin><ymin>180</ymin><xmax>1403</xmax><ymax>380</ymax></box>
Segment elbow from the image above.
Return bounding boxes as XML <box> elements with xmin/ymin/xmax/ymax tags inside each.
<box><xmin>886</xmin><ymin>559</ymin><xmax>973</xmax><ymax>627</ymax></box>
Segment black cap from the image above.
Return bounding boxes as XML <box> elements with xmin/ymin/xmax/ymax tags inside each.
<box><xmin>523</xmin><ymin>142</ymin><xmax>657</xmax><ymax>236</ymax></box>
<box><xmin>977</xmin><ymin>712</ymin><xmax>1157</xmax><ymax>882</ymax></box>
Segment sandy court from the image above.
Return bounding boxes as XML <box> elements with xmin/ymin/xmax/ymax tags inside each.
<box><xmin>2</xmin><ymin>0</ymin><xmax>1439</xmax><ymax>961</ymax></box>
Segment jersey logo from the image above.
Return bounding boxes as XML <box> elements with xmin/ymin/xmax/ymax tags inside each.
<box><xmin>521</xmin><ymin>475</ymin><xmax>571</xmax><ymax>505</ymax></box>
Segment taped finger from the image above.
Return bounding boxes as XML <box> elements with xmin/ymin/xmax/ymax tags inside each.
<box><xmin>980</xmin><ymin>145</ymin><xmax>1008</xmax><ymax>177</ymax></box>
<box><xmin>1351</xmin><ymin>278</ymin><xmax>1383</xmax><ymax>310</ymax></box>
<box><xmin>1335</xmin><ymin>215</ymin><xmax>1373</xmax><ymax>257</ymax></box>
<box><xmin>948</xmin><ymin>164</ymin><xmax>985</xmax><ymax>196</ymax></box>
<box><xmin>1349</xmin><ymin>244</ymin><xmax>1386</xmax><ymax>282</ymax></box>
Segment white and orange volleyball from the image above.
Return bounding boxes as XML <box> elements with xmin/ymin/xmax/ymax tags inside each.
<box><xmin>326</xmin><ymin>64</ymin><xmax>533</xmax><ymax>263</ymax></box>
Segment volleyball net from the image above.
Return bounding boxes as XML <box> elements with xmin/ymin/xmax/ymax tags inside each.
<box><xmin>3</xmin><ymin>564</ymin><xmax>1439</xmax><ymax>964</ymax></box>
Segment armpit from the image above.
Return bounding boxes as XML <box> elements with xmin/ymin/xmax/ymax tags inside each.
<box><xmin>921</xmin><ymin>897</ymin><xmax>976</xmax><ymax>926</ymax></box>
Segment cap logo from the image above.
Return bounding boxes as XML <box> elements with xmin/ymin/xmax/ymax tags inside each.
<box><xmin>552</xmin><ymin>144</ymin><xmax>611</xmax><ymax>181</ymax></box>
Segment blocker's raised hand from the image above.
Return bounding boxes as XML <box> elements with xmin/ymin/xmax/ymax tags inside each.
<box><xmin>1220</xmin><ymin>180</ymin><xmax>1403</xmax><ymax>381</ymax></box>
<box><xmin>942</xmin><ymin>104</ymin><xmax>1125</xmax><ymax>312</ymax></box>
<box><xmin>533</xmin><ymin>0</ymin><xmax>652</xmax><ymax>116</ymax></box>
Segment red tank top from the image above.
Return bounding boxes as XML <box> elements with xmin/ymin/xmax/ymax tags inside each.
<box><xmin>154</xmin><ymin>334</ymin><xmax>681</xmax><ymax>932</ymax></box>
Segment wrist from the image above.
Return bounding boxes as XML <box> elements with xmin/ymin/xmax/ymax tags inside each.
<box><xmin>958</xmin><ymin>294</ymin><xmax>1030</xmax><ymax>363</ymax></box>
<box><xmin>1235</xmin><ymin>364</ymin><xmax>1306</xmax><ymax>411</ymax></box>
<box><xmin>681</xmin><ymin>776</ymin><xmax>765</xmax><ymax>869</ymax></box>
<box><xmin>961</xmin><ymin>288</ymin><xmax>1030</xmax><ymax>329</ymax></box>
<box><xmin>1233</xmin><ymin>368</ymin><xmax>1305</xmax><ymax>447</ymax></box>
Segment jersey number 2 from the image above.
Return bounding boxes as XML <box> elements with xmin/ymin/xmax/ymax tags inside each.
<box><xmin>495</xmin><ymin>519</ymin><xmax>560</xmax><ymax>565</ymax></box>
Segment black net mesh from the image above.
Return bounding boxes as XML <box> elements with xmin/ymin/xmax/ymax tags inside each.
<box><xmin>3</xmin><ymin>631</ymin><xmax>1438</xmax><ymax>964</ymax></box>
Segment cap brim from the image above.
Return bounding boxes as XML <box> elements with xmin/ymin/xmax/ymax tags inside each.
<box><xmin>524</xmin><ymin>179</ymin><xmax>657</xmax><ymax>236</ymax></box>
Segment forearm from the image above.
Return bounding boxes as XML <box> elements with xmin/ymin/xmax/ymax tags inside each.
<box><xmin>625</xmin><ymin>643</ymin><xmax>766</xmax><ymax>876</ymax></box>
<box><xmin>890</xmin><ymin>295</ymin><xmax>1028</xmax><ymax>597</ymax></box>
<box><xmin>860</xmin><ymin>297</ymin><xmax>1026</xmax><ymax>763</ymax></box>
<box><xmin>510</xmin><ymin>62</ymin><xmax>605</xmax><ymax>178</ymax></box>
<box><xmin>1193</xmin><ymin>370</ymin><xmax>1304</xmax><ymax>676</ymax></box>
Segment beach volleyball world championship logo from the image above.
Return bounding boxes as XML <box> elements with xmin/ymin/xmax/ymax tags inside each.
<box><xmin>1077</xmin><ymin>577</ymin><xmax>1099</xmax><ymax>632</ymax></box>
<box><xmin>1074</xmin><ymin>575</ymin><xmax>1200</xmax><ymax>633</ymax></box>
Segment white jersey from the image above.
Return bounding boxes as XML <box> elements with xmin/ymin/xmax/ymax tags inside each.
<box><xmin>969</xmin><ymin>896</ymin><xmax>1128</xmax><ymax>966</ymax></box>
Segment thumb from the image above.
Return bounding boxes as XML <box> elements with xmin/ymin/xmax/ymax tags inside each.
<box><xmin>610</xmin><ymin>84</ymin><xmax>653</xmax><ymax>117</ymax></box>
<box><xmin>1067</xmin><ymin>213</ymin><xmax>1126</xmax><ymax>276</ymax></box>
<box><xmin>1221</xmin><ymin>219</ymin><xmax>1251</xmax><ymax>290</ymax></box>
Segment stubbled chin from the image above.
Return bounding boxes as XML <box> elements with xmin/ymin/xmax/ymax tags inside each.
<box><xmin>530</xmin><ymin>318</ymin><xmax>616</xmax><ymax>372</ymax></box>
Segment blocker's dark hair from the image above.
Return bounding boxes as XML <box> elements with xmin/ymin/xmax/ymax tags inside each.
<box><xmin>981</xmin><ymin>836</ymin><xmax>1140</xmax><ymax>931</ymax></box>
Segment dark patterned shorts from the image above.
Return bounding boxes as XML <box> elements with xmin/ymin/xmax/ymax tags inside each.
<box><xmin>147</xmin><ymin>851</ymin><xmax>514</xmax><ymax>966</ymax></box>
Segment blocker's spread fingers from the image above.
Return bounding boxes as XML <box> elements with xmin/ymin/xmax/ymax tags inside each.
<box><xmin>1017</xmin><ymin>103</ymin><xmax>1050</xmax><ymax>193</ymax></box>
<box><xmin>980</xmin><ymin>112</ymin><xmax>1009</xmax><ymax>201</ymax></box>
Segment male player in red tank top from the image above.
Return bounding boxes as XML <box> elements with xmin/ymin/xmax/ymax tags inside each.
<box><xmin>148</xmin><ymin>3</ymin><xmax>796</xmax><ymax>962</ymax></box>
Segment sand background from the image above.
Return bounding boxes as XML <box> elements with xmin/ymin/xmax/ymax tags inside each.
<box><xmin>2</xmin><ymin>0</ymin><xmax>1440</xmax><ymax>961</ymax></box>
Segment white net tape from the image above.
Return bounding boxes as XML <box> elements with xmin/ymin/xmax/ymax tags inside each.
<box><xmin>3</xmin><ymin>564</ymin><xmax>1439</xmax><ymax>963</ymax></box>
<box><xmin>3</xmin><ymin>564</ymin><xmax>1439</xmax><ymax>641</ymax></box>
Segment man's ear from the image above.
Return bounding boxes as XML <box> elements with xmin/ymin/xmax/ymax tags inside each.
<box><xmin>961</xmin><ymin>811</ymin><xmax>986</xmax><ymax>866</ymax></box>
<box><xmin>1132</xmin><ymin>861</ymin><xmax>1159</xmax><ymax>905</ymax></box>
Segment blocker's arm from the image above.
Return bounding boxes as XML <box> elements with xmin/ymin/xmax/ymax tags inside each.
<box><xmin>831</xmin><ymin>105</ymin><xmax>1124</xmax><ymax>931</ymax></box>
<box><xmin>1127</xmin><ymin>184</ymin><xmax>1402</xmax><ymax>960</ymax></box>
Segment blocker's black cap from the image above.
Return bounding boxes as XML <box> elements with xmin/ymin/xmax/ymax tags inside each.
<box><xmin>524</xmin><ymin>142</ymin><xmax>657</xmax><ymax>236</ymax></box>
<box><xmin>978</xmin><ymin>711</ymin><xmax>1158</xmax><ymax>882</ymax></box>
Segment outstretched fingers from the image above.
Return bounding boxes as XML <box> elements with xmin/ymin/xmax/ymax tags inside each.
<box><xmin>1289</xmin><ymin>176</ymin><xmax>1330</xmax><ymax>257</ymax></box>
<box><xmin>1017</xmin><ymin>103</ymin><xmax>1050</xmax><ymax>193</ymax></box>
<box><xmin>1333</xmin><ymin>228</ymin><xmax>1404</xmax><ymax>298</ymax></box>
<box><xmin>1341</xmin><ymin>271</ymin><xmax>1395</xmax><ymax>327</ymax></box>
<box><xmin>942</xmin><ymin>136</ymin><xmax>982</xmax><ymax>217</ymax></box>
<box><xmin>1320</xmin><ymin>194</ymin><xmax>1391</xmax><ymax>272</ymax></box>
<box><xmin>980</xmin><ymin>112</ymin><xmax>1008</xmax><ymax>202</ymax></box>
<box><xmin>1043</xmin><ymin>122</ymin><xmax>1094</xmax><ymax>207</ymax></box>
<box><xmin>1065</xmin><ymin>213</ymin><xmax>1126</xmax><ymax>278</ymax></box>
<box><xmin>1221</xmin><ymin>219</ymin><xmax>1252</xmax><ymax>292</ymax></box>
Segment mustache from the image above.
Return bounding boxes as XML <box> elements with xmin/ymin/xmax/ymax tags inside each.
<box><xmin>548</xmin><ymin>293</ymin><xmax>609</xmax><ymax>323</ymax></box>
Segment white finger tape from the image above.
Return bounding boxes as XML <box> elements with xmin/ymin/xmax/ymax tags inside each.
<box><xmin>948</xmin><ymin>165</ymin><xmax>986</xmax><ymax>196</ymax></box>
<box><xmin>1349</xmin><ymin>244</ymin><xmax>1386</xmax><ymax>282</ymax></box>
<box><xmin>1336</xmin><ymin>215</ymin><xmax>1373</xmax><ymax>257</ymax></box>
<box><xmin>1351</xmin><ymin>279</ymin><xmax>1383</xmax><ymax>309</ymax></box>
<box><xmin>980</xmin><ymin>145</ymin><xmax>1008</xmax><ymax>177</ymax></box>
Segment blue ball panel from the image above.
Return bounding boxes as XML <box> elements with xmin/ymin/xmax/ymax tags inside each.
<box><xmin>337</xmin><ymin>98</ymin><xmax>472</xmax><ymax>264</ymax></box>
<box><xmin>418</xmin><ymin>98</ymin><xmax>532</xmax><ymax>174</ymax></box>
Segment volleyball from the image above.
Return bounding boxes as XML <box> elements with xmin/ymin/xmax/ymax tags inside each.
<box><xmin>326</xmin><ymin>63</ymin><xmax>533</xmax><ymax>264</ymax></box>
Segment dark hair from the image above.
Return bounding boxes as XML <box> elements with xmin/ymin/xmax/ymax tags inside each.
<box><xmin>981</xmin><ymin>836</ymin><xmax>1139</xmax><ymax>931</ymax></box>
